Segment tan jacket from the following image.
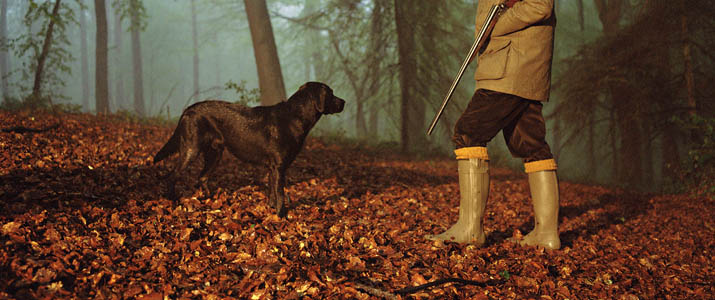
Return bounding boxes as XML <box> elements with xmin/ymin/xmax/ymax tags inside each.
<box><xmin>474</xmin><ymin>0</ymin><xmax>556</xmax><ymax>102</ymax></box>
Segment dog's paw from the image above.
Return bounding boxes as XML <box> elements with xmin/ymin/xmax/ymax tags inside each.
<box><xmin>166</xmin><ymin>186</ymin><xmax>180</xmax><ymax>203</ymax></box>
<box><xmin>277</xmin><ymin>206</ymin><xmax>287</xmax><ymax>218</ymax></box>
<box><xmin>197</xmin><ymin>182</ymin><xmax>214</xmax><ymax>200</ymax></box>
<box><xmin>270</xmin><ymin>195</ymin><xmax>288</xmax><ymax>218</ymax></box>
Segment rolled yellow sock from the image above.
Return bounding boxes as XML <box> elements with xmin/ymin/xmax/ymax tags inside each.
<box><xmin>524</xmin><ymin>159</ymin><xmax>557</xmax><ymax>173</ymax></box>
<box><xmin>455</xmin><ymin>146</ymin><xmax>489</xmax><ymax>160</ymax></box>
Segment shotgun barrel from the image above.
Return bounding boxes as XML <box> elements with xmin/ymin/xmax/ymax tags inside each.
<box><xmin>427</xmin><ymin>3</ymin><xmax>507</xmax><ymax>136</ymax></box>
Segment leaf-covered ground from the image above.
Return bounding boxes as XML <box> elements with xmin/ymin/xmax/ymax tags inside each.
<box><xmin>1</xmin><ymin>111</ymin><xmax>713</xmax><ymax>299</ymax></box>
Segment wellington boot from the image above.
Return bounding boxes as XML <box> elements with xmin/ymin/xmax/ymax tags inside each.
<box><xmin>426</xmin><ymin>158</ymin><xmax>489</xmax><ymax>245</ymax></box>
<box><xmin>520</xmin><ymin>170</ymin><xmax>561</xmax><ymax>250</ymax></box>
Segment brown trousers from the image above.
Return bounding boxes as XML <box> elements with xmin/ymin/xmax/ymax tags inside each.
<box><xmin>452</xmin><ymin>89</ymin><xmax>553</xmax><ymax>163</ymax></box>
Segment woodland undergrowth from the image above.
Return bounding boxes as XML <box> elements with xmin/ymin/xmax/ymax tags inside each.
<box><xmin>0</xmin><ymin>110</ymin><xmax>712</xmax><ymax>299</ymax></box>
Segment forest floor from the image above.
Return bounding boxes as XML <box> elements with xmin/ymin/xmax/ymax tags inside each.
<box><xmin>0</xmin><ymin>110</ymin><xmax>713</xmax><ymax>300</ymax></box>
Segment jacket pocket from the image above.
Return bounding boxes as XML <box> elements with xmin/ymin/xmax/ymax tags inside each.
<box><xmin>475</xmin><ymin>39</ymin><xmax>511</xmax><ymax>80</ymax></box>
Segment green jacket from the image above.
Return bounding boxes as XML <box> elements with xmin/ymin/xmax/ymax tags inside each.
<box><xmin>474</xmin><ymin>0</ymin><xmax>556</xmax><ymax>102</ymax></box>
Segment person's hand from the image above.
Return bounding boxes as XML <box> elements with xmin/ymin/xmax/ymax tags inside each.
<box><xmin>504</xmin><ymin>0</ymin><xmax>521</xmax><ymax>8</ymax></box>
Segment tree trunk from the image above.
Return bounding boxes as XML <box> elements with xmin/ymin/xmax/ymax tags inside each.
<box><xmin>0</xmin><ymin>0</ymin><xmax>9</xmax><ymax>101</ymax></box>
<box><xmin>191</xmin><ymin>0</ymin><xmax>199</xmax><ymax>102</ymax></box>
<box><xmin>130</xmin><ymin>0</ymin><xmax>145</xmax><ymax>116</ymax></box>
<box><xmin>579</xmin><ymin>0</ymin><xmax>595</xmax><ymax>176</ymax></box>
<box><xmin>149</xmin><ymin>50</ymin><xmax>155</xmax><ymax>115</ymax></box>
<box><xmin>609</xmin><ymin>107</ymin><xmax>619</xmax><ymax>181</ymax></box>
<box><xmin>587</xmin><ymin>114</ymin><xmax>596</xmax><ymax>178</ymax></box>
<box><xmin>215</xmin><ymin>45</ymin><xmax>221</xmax><ymax>89</ymax></box>
<box><xmin>80</xmin><ymin>1</ymin><xmax>90</xmax><ymax>112</ymax></box>
<box><xmin>94</xmin><ymin>0</ymin><xmax>109</xmax><ymax>114</ymax></box>
<box><xmin>356</xmin><ymin>100</ymin><xmax>367</xmax><ymax>138</ymax></box>
<box><xmin>594</xmin><ymin>0</ymin><xmax>622</xmax><ymax>36</ymax></box>
<box><xmin>616</xmin><ymin>99</ymin><xmax>643</xmax><ymax>187</ymax></box>
<box><xmin>300</xmin><ymin>0</ymin><xmax>317</xmax><ymax>81</ymax></box>
<box><xmin>642</xmin><ymin>120</ymin><xmax>654</xmax><ymax>188</ymax></box>
<box><xmin>327</xmin><ymin>32</ymin><xmax>368</xmax><ymax>138</ymax></box>
<box><xmin>661</xmin><ymin>124</ymin><xmax>681</xmax><ymax>185</ymax></box>
<box><xmin>577</xmin><ymin>0</ymin><xmax>585</xmax><ymax>31</ymax></box>
<box><xmin>680</xmin><ymin>10</ymin><xmax>696</xmax><ymax>116</ymax></box>
<box><xmin>31</xmin><ymin>0</ymin><xmax>62</xmax><ymax>105</ymax></box>
<box><xmin>244</xmin><ymin>0</ymin><xmax>286</xmax><ymax>106</ymax></box>
<box><xmin>112</xmin><ymin>3</ymin><xmax>125</xmax><ymax>110</ymax></box>
<box><xmin>394</xmin><ymin>0</ymin><xmax>424</xmax><ymax>152</ymax></box>
<box><xmin>595</xmin><ymin>0</ymin><xmax>644</xmax><ymax>187</ymax></box>
<box><xmin>368</xmin><ymin>103</ymin><xmax>378</xmax><ymax>139</ymax></box>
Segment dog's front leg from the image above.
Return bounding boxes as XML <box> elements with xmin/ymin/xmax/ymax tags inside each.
<box><xmin>167</xmin><ymin>170</ymin><xmax>182</xmax><ymax>202</ymax></box>
<box><xmin>276</xmin><ymin>170</ymin><xmax>289</xmax><ymax>218</ymax></box>
<box><xmin>166</xmin><ymin>147</ymin><xmax>196</xmax><ymax>203</ymax></box>
<box><xmin>267</xmin><ymin>165</ymin><xmax>288</xmax><ymax>217</ymax></box>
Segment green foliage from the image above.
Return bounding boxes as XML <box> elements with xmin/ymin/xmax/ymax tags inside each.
<box><xmin>673</xmin><ymin>115</ymin><xmax>715</xmax><ymax>195</ymax></box>
<box><xmin>1</xmin><ymin>94</ymin><xmax>81</xmax><ymax>114</ymax></box>
<box><xmin>6</xmin><ymin>0</ymin><xmax>76</xmax><ymax>103</ymax></box>
<box><xmin>552</xmin><ymin>1</ymin><xmax>715</xmax><ymax>191</ymax></box>
<box><xmin>0</xmin><ymin>94</ymin><xmax>53</xmax><ymax>111</ymax></box>
<box><xmin>224</xmin><ymin>80</ymin><xmax>259</xmax><ymax>106</ymax></box>
<box><xmin>53</xmin><ymin>102</ymin><xmax>83</xmax><ymax>114</ymax></box>
<box><xmin>311</xmin><ymin>127</ymin><xmax>351</xmax><ymax>145</ymax></box>
<box><xmin>499</xmin><ymin>270</ymin><xmax>511</xmax><ymax>280</ymax></box>
<box><xmin>0</xmin><ymin>97</ymin><xmax>24</xmax><ymax>111</ymax></box>
<box><xmin>113</xmin><ymin>0</ymin><xmax>147</xmax><ymax>31</ymax></box>
<box><xmin>311</xmin><ymin>126</ymin><xmax>450</xmax><ymax>160</ymax></box>
<box><xmin>23</xmin><ymin>93</ymin><xmax>53</xmax><ymax>109</ymax></box>
<box><xmin>278</xmin><ymin>0</ymin><xmax>475</xmax><ymax>148</ymax></box>
<box><xmin>112</xmin><ymin>108</ymin><xmax>178</xmax><ymax>126</ymax></box>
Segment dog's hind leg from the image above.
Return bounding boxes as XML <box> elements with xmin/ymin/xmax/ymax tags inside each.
<box><xmin>198</xmin><ymin>145</ymin><xmax>223</xmax><ymax>198</ymax></box>
<box><xmin>196</xmin><ymin>117</ymin><xmax>225</xmax><ymax>198</ymax></box>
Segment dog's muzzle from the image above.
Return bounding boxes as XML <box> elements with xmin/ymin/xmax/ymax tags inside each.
<box><xmin>327</xmin><ymin>97</ymin><xmax>346</xmax><ymax>114</ymax></box>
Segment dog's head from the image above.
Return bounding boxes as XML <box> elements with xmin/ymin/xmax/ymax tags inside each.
<box><xmin>299</xmin><ymin>82</ymin><xmax>345</xmax><ymax>115</ymax></box>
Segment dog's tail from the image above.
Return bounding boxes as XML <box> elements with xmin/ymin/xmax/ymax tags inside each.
<box><xmin>154</xmin><ymin>126</ymin><xmax>181</xmax><ymax>164</ymax></box>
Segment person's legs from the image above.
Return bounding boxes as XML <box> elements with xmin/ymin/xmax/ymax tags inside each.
<box><xmin>428</xmin><ymin>90</ymin><xmax>528</xmax><ymax>245</ymax></box>
<box><xmin>452</xmin><ymin>90</ymin><xmax>529</xmax><ymax>149</ymax></box>
<box><xmin>503</xmin><ymin>101</ymin><xmax>560</xmax><ymax>249</ymax></box>
<box><xmin>522</xmin><ymin>168</ymin><xmax>560</xmax><ymax>249</ymax></box>
<box><xmin>425</xmin><ymin>150</ymin><xmax>489</xmax><ymax>244</ymax></box>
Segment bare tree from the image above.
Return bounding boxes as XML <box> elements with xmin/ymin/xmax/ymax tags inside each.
<box><xmin>593</xmin><ymin>0</ymin><xmax>647</xmax><ymax>187</ymax></box>
<box><xmin>299</xmin><ymin>0</ymin><xmax>317</xmax><ymax>82</ymax></box>
<box><xmin>79</xmin><ymin>0</ymin><xmax>90</xmax><ymax>112</ymax></box>
<box><xmin>394</xmin><ymin>0</ymin><xmax>423</xmax><ymax>152</ymax></box>
<box><xmin>577</xmin><ymin>0</ymin><xmax>585</xmax><ymax>31</ymax></box>
<box><xmin>95</xmin><ymin>0</ymin><xmax>109</xmax><ymax>114</ymax></box>
<box><xmin>594</xmin><ymin>0</ymin><xmax>623</xmax><ymax>36</ymax></box>
<box><xmin>244</xmin><ymin>0</ymin><xmax>286</xmax><ymax>105</ymax></box>
<box><xmin>30</xmin><ymin>0</ymin><xmax>62</xmax><ymax>105</ymax></box>
<box><xmin>130</xmin><ymin>0</ymin><xmax>145</xmax><ymax>116</ymax></box>
<box><xmin>191</xmin><ymin>0</ymin><xmax>199</xmax><ymax>102</ymax></box>
<box><xmin>319</xmin><ymin>0</ymin><xmax>389</xmax><ymax>139</ymax></box>
<box><xmin>271</xmin><ymin>0</ymin><xmax>471</xmax><ymax>149</ymax></box>
<box><xmin>0</xmin><ymin>0</ymin><xmax>8</xmax><ymax>101</ymax></box>
<box><xmin>112</xmin><ymin>2</ymin><xmax>125</xmax><ymax>110</ymax></box>
<box><xmin>680</xmin><ymin>1</ymin><xmax>696</xmax><ymax>116</ymax></box>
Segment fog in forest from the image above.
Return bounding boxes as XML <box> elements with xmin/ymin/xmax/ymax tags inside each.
<box><xmin>1</xmin><ymin>0</ymin><xmax>713</xmax><ymax>193</ymax></box>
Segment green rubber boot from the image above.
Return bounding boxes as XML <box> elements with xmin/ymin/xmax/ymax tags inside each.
<box><xmin>520</xmin><ymin>170</ymin><xmax>561</xmax><ymax>250</ymax></box>
<box><xmin>426</xmin><ymin>158</ymin><xmax>489</xmax><ymax>245</ymax></box>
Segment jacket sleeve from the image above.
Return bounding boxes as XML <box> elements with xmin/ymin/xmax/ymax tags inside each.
<box><xmin>491</xmin><ymin>0</ymin><xmax>553</xmax><ymax>37</ymax></box>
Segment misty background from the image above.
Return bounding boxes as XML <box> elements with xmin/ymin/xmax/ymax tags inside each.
<box><xmin>1</xmin><ymin>0</ymin><xmax>713</xmax><ymax>194</ymax></box>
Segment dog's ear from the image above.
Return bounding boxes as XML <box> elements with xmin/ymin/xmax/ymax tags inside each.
<box><xmin>314</xmin><ymin>86</ymin><xmax>328</xmax><ymax>113</ymax></box>
<box><xmin>299</xmin><ymin>83</ymin><xmax>309</xmax><ymax>91</ymax></box>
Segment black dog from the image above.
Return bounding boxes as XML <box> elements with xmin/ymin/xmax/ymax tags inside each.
<box><xmin>153</xmin><ymin>82</ymin><xmax>345</xmax><ymax>217</ymax></box>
